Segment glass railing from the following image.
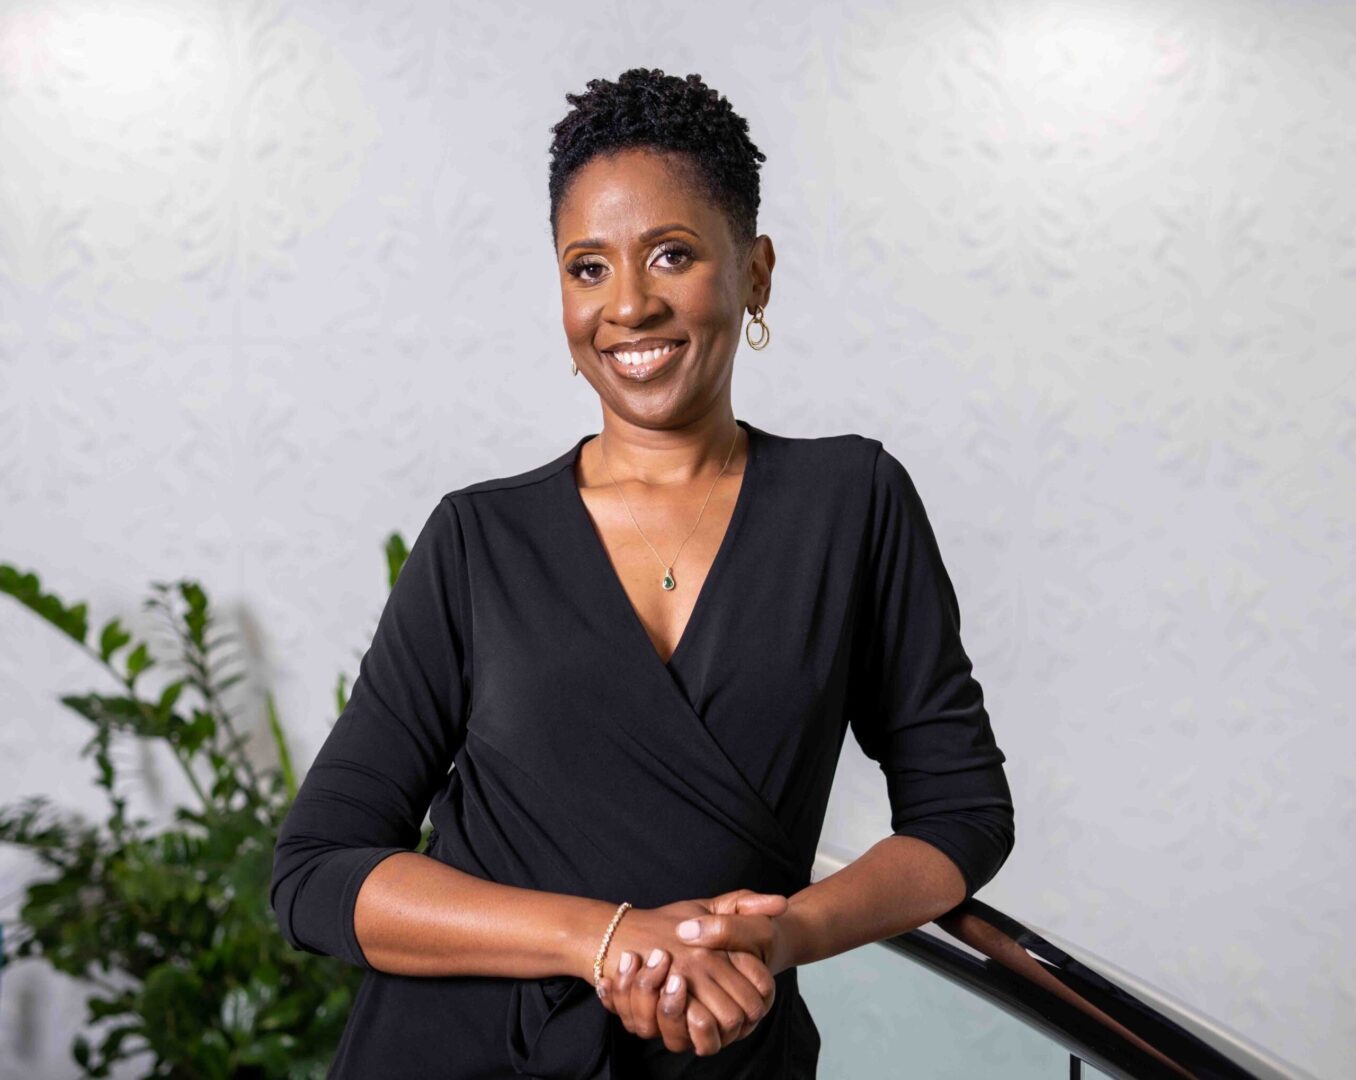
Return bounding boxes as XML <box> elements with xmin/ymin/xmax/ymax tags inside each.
<box><xmin>801</xmin><ymin>846</ymin><xmax>1320</xmax><ymax>1080</ymax></box>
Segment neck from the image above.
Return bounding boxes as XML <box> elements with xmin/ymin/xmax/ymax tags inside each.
<box><xmin>586</xmin><ymin>413</ymin><xmax>744</xmax><ymax>488</ymax></box>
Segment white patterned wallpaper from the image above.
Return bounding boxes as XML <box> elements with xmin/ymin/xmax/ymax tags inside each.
<box><xmin>1</xmin><ymin>1</ymin><xmax>1352</xmax><ymax>1077</ymax></box>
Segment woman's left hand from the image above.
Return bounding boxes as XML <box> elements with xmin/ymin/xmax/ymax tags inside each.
<box><xmin>594</xmin><ymin>888</ymin><xmax>797</xmax><ymax>1054</ymax></box>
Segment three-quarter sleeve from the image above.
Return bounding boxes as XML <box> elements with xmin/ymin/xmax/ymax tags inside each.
<box><xmin>846</xmin><ymin>443</ymin><xmax>1015</xmax><ymax>901</ymax></box>
<box><xmin>269</xmin><ymin>495</ymin><xmax>473</xmax><ymax>968</ymax></box>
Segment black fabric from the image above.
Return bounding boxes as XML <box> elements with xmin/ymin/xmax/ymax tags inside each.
<box><xmin>270</xmin><ymin>418</ymin><xmax>1015</xmax><ymax>1078</ymax></box>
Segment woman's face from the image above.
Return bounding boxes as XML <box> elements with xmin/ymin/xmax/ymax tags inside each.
<box><xmin>555</xmin><ymin>147</ymin><xmax>773</xmax><ymax>429</ymax></box>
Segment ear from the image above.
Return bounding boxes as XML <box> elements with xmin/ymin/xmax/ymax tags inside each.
<box><xmin>744</xmin><ymin>234</ymin><xmax>775</xmax><ymax>311</ymax></box>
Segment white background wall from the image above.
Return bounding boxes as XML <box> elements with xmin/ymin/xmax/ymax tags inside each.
<box><xmin>1</xmin><ymin>1</ymin><xmax>1352</xmax><ymax>1077</ymax></box>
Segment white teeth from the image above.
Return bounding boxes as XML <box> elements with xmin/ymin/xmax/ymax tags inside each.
<box><xmin>610</xmin><ymin>342</ymin><xmax>680</xmax><ymax>366</ymax></box>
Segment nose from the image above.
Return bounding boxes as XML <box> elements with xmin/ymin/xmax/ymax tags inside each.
<box><xmin>602</xmin><ymin>259</ymin><xmax>667</xmax><ymax>327</ymax></box>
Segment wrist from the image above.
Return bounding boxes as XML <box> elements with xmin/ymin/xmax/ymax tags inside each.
<box><xmin>773</xmin><ymin>896</ymin><xmax>819</xmax><ymax>972</ymax></box>
<box><xmin>558</xmin><ymin>895</ymin><xmax>631</xmax><ymax>983</ymax></box>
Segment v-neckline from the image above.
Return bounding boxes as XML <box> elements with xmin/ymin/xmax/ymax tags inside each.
<box><xmin>565</xmin><ymin>418</ymin><xmax>760</xmax><ymax>678</ymax></box>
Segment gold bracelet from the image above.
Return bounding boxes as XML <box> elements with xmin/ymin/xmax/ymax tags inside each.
<box><xmin>593</xmin><ymin>901</ymin><xmax>632</xmax><ymax>992</ymax></box>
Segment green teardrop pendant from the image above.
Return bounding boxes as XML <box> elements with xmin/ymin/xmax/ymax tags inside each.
<box><xmin>661</xmin><ymin>570</ymin><xmax>676</xmax><ymax>591</ymax></box>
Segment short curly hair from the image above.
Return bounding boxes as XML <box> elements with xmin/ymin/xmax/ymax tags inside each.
<box><xmin>547</xmin><ymin>68</ymin><xmax>766</xmax><ymax>257</ymax></box>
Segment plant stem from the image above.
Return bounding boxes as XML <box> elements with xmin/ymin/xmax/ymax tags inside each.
<box><xmin>205</xmin><ymin>688</ymin><xmax>262</xmax><ymax>798</ymax></box>
<box><xmin>170</xmin><ymin>747</ymin><xmax>211</xmax><ymax>810</ymax></box>
<box><xmin>70</xmin><ymin>640</ymin><xmax>216</xmax><ymax>818</ymax></box>
<box><xmin>155</xmin><ymin>595</ymin><xmax>265</xmax><ymax>802</ymax></box>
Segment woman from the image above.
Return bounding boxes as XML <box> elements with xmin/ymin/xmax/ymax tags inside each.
<box><xmin>270</xmin><ymin>68</ymin><xmax>1015</xmax><ymax>1079</ymax></box>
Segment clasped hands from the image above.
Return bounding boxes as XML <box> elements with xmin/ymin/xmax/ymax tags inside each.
<box><xmin>593</xmin><ymin>889</ymin><xmax>793</xmax><ymax>1058</ymax></box>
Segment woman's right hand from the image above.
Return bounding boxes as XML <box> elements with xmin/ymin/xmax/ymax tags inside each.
<box><xmin>606</xmin><ymin>944</ymin><xmax>776</xmax><ymax>1056</ymax></box>
<box><xmin>597</xmin><ymin>890</ymin><xmax>787</xmax><ymax>1055</ymax></box>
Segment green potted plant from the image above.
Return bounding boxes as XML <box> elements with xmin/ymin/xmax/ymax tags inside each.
<box><xmin>0</xmin><ymin>530</ymin><xmax>416</xmax><ymax>1078</ymax></box>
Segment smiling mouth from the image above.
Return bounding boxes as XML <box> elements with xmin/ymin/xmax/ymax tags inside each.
<box><xmin>599</xmin><ymin>340</ymin><xmax>687</xmax><ymax>381</ymax></box>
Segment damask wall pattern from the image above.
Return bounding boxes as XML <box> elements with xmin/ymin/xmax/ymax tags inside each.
<box><xmin>1</xmin><ymin>0</ymin><xmax>1352</xmax><ymax>1076</ymax></box>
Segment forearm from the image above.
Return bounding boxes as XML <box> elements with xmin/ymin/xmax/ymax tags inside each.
<box><xmin>777</xmin><ymin>835</ymin><xmax>967</xmax><ymax>968</ymax></box>
<box><xmin>353</xmin><ymin>851</ymin><xmax>619</xmax><ymax>981</ymax></box>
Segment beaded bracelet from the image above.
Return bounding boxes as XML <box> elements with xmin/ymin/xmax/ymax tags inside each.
<box><xmin>592</xmin><ymin>900</ymin><xmax>632</xmax><ymax>993</ymax></box>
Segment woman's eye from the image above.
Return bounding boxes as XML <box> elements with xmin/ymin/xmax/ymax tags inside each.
<box><xmin>567</xmin><ymin>259</ymin><xmax>606</xmax><ymax>282</ymax></box>
<box><xmin>654</xmin><ymin>243</ymin><xmax>692</xmax><ymax>268</ymax></box>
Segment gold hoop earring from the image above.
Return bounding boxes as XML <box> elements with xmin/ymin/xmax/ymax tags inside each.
<box><xmin>571</xmin><ymin>358</ymin><xmax>579</xmax><ymax>376</ymax></box>
<box><xmin>745</xmin><ymin>305</ymin><xmax>770</xmax><ymax>351</ymax></box>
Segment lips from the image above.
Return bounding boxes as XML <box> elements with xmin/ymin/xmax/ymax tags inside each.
<box><xmin>600</xmin><ymin>340</ymin><xmax>687</xmax><ymax>382</ymax></box>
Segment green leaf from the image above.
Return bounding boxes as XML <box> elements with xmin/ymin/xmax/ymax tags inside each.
<box><xmin>179</xmin><ymin>581</ymin><xmax>209</xmax><ymax>648</ymax></box>
<box><xmin>157</xmin><ymin>679</ymin><xmax>186</xmax><ymax>717</ymax></box>
<box><xmin>181</xmin><ymin>710</ymin><xmax>217</xmax><ymax>756</ymax></box>
<box><xmin>384</xmin><ymin>532</ymin><xmax>410</xmax><ymax>590</ymax></box>
<box><xmin>87</xmin><ymin>993</ymin><xmax>137</xmax><ymax>1022</ymax></box>
<box><xmin>237</xmin><ymin>1031</ymin><xmax>296</xmax><ymax>1072</ymax></box>
<box><xmin>334</xmin><ymin>673</ymin><xmax>348</xmax><ymax>717</ymax></box>
<box><xmin>61</xmin><ymin>693</ymin><xmax>170</xmax><ymax>739</ymax></box>
<box><xmin>94</xmin><ymin>1021</ymin><xmax>143</xmax><ymax>1072</ymax></box>
<box><xmin>125</xmin><ymin>641</ymin><xmax>153</xmax><ymax>679</ymax></box>
<box><xmin>0</xmin><ymin>564</ymin><xmax>89</xmax><ymax>643</ymax></box>
<box><xmin>73</xmin><ymin>1033</ymin><xmax>92</xmax><ymax>1068</ymax></box>
<box><xmin>98</xmin><ymin>617</ymin><xmax>133</xmax><ymax>663</ymax></box>
<box><xmin>265</xmin><ymin>693</ymin><xmax>297</xmax><ymax>800</ymax></box>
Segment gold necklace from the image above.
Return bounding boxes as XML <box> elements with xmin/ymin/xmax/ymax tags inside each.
<box><xmin>600</xmin><ymin>426</ymin><xmax>741</xmax><ymax>591</ymax></box>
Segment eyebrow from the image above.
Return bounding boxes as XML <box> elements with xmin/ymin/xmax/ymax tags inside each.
<box><xmin>560</xmin><ymin>223</ymin><xmax>701</xmax><ymax>259</ymax></box>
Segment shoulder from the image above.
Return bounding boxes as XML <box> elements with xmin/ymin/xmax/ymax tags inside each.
<box><xmin>434</xmin><ymin>439</ymin><xmax>579</xmax><ymax>519</ymax></box>
<box><xmin>445</xmin><ymin>449</ymin><xmax>574</xmax><ymax>501</ymax></box>
<box><xmin>763</xmin><ymin>426</ymin><xmax>924</xmax><ymax>501</ymax></box>
<box><xmin>753</xmin><ymin>423</ymin><xmax>881</xmax><ymax>482</ymax></box>
<box><xmin>802</xmin><ymin>430</ymin><xmax>921</xmax><ymax>500</ymax></box>
<box><xmin>749</xmin><ymin>427</ymin><xmax>921</xmax><ymax>546</ymax></box>
<box><xmin>777</xmin><ymin>428</ymin><xmax>932</xmax><ymax>531</ymax></box>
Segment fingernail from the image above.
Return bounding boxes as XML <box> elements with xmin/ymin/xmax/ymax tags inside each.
<box><xmin>677</xmin><ymin>919</ymin><xmax>700</xmax><ymax>940</ymax></box>
<box><xmin>619</xmin><ymin>952</ymin><xmax>633</xmax><ymax>973</ymax></box>
<box><xmin>665</xmin><ymin>974</ymin><xmax>680</xmax><ymax>993</ymax></box>
<box><xmin>647</xmin><ymin>947</ymin><xmax>664</xmax><ymax>967</ymax></box>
